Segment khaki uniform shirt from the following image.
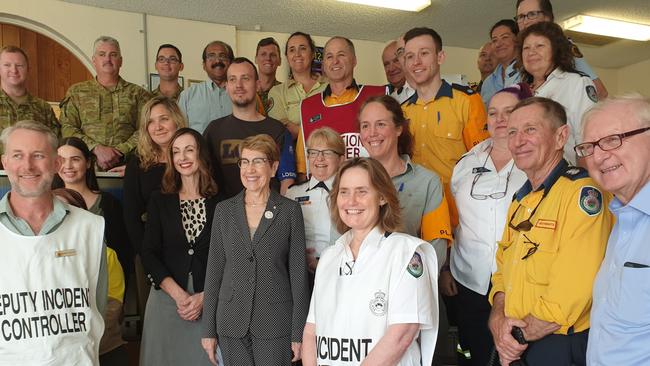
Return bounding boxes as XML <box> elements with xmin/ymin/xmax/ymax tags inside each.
<box><xmin>152</xmin><ymin>85</ymin><xmax>183</xmax><ymax>102</ymax></box>
<box><xmin>0</xmin><ymin>88</ymin><xmax>60</xmax><ymax>141</ymax></box>
<box><xmin>59</xmin><ymin>77</ymin><xmax>152</xmax><ymax>155</ymax></box>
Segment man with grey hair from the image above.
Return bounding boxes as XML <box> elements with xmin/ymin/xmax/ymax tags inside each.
<box><xmin>178</xmin><ymin>40</ymin><xmax>234</xmax><ymax>133</ymax></box>
<box><xmin>0</xmin><ymin>120</ymin><xmax>107</xmax><ymax>364</ymax></box>
<box><xmin>578</xmin><ymin>93</ymin><xmax>650</xmax><ymax>365</ymax></box>
<box><xmin>60</xmin><ymin>36</ymin><xmax>152</xmax><ymax>171</ymax></box>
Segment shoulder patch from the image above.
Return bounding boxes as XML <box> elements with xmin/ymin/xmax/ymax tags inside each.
<box><xmin>579</xmin><ymin>186</ymin><xmax>603</xmax><ymax>216</ymax></box>
<box><xmin>452</xmin><ymin>83</ymin><xmax>475</xmax><ymax>95</ymax></box>
<box><xmin>563</xmin><ymin>166</ymin><xmax>590</xmax><ymax>180</ymax></box>
<box><xmin>571</xmin><ymin>43</ymin><xmax>584</xmax><ymax>58</ymax></box>
<box><xmin>586</xmin><ymin>85</ymin><xmax>598</xmax><ymax>103</ymax></box>
<box><xmin>406</xmin><ymin>252</ymin><xmax>424</xmax><ymax>278</ymax></box>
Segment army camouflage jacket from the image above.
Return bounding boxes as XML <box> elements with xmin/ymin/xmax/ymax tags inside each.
<box><xmin>0</xmin><ymin>89</ymin><xmax>60</xmax><ymax>138</ymax></box>
<box><xmin>59</xmin><ymin>77</ymin><xmax>151</xmax><ymax>155</ymax></box>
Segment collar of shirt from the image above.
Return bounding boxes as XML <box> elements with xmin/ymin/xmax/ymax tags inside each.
<box><xmin>0</xmin><ymin>88</ymin><xmax>33</xmax><ymax>106</ymax></box>
<box><xmin>405</xmin><ymin>79</ymin><xmax>454</xmax><ymax>106</ymax></box>
<box><xmin>307</xmin><ymin>175</ymin><xmax>335</xmax><ymax>191</ymax></box>
<box><xmin>0</xmin><ymin>193</ymin><xmax>70</xmax><ymax>235</ymax></box>
<box><xmin>286</xmin><ymin>74</ymin><xmax>326</xmax><ymax>89</ymax></box>
<box><xmin>610</xmin><ymin>180</ymin><xmax>650</xmax><ymax>215</ymax></box>
<box><xmin>93</xmin><ymin>76</ymin><xmax>127</xmax><ymax>92</ymax></box>
<box><xmin>392</xmin><ymin>154</ymin><xmax>415</xmax><ymax>179</ymax></box>
<box><xmin>323</xmin><ymin>79</ymin><xmax>360</xmax><ymax>99</ymax></box>
<box><xmin>337</xmin><ymin>225</ymin><xmax>387</xmax><ymax>264</ymax></box>
<box><xmin>515</xmin><ymin>159</ymin><xmax>569</xmax><ymax>201</ymax></box>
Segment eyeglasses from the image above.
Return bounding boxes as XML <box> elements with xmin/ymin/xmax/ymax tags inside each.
<box><xmin>156</xmin><ymin>56</ymin><xmax>180</xmax><ymax>64</ymax></box>
<box><xmin>470</xmin><ymin>147</ymin><xmax>515</xmax><ymax>200</ymax></box>
<box><xmin>574</xmin><ymin>127</ymin><xmax>650</xmax><ymax>158</ymax></box>
<box><xmin>307</xmin><ymin>149</ymin><xmax>342</xmax><ymax>159</ymax></box>
<box><xmin>508</xmin><ymin>191</ymin><xmax>548</xmax><ymax>232</ymax></box>
<box><xmin>237</xmin><ymin>157</ymin><xmax>270</xmax><ymax>169</ymax></box>
<box><xmin>514</xmin><ymin>10</ymin><xmax>546</xmax><ymax>23</ymax></box>
<box><xmin>521</xmin><ymin>234</ymin><xmax>539</xmax><ymax>260</ymax></box>
<box><xmin>205</xmin><ymin>53</ymin><xmax>230</xmax><ymax>62</ymax></box>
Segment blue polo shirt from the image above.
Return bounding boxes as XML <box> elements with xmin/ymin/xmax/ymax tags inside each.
<box><xmin>587</xmin><ymin>181</ymin><xmax>650</xmax><ymax>365</ymax></box>
<box><xmin>480</xmin><ymin>60</ymin><xmax>520</xmax><ymax>107</ymax></box>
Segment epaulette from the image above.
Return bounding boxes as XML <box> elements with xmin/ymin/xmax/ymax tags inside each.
<box><xmin>288</xmin><ymin>180</ymin><xmax>310</xmax><ymax>190</ymax></box>
<box><xmin>562</xmin><ymin>166</ymin><xmax>590</xmax><ymax>181</ymax></box>
<box><xmin>451</xmin><ymin>83</ymin><xmax>475</xmax><ymax>95</ymax></box>
<box><xmin>455</xmin><ymin>151</ymin><xmax>471</xmax><ymax>165</ymax></box>
<box><xmin>571</xmin><ymin>70</ymin><xmax>590</xmax><ymax>79</ymax></box>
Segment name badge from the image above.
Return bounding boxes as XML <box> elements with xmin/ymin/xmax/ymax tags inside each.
<box><xmin>55</xmin><ymin>249</ymin><xmax>77</xmax><ymax>257</ymax></box>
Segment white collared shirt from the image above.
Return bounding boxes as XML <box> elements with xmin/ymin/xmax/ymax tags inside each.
<box><xmin>450</xmin><ymin>139</ymin><xmax>528</xmax><ymax>295</ymax></box>
<box><xmin>534</xmin><ymin>68</ymin><xmax>597</xmax><ymax>165</ymax></box>
<box><xmin>391</xmin><ymin>81</ymin><xmax>416</xmax><ymax>105</ymax></box>
<box><xmin>285</xmin><ymin>175</ymin><xmax>339</xmax><ymax>257</ymax></box>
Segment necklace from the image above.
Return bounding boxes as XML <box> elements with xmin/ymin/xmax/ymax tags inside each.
<box><xmin>245</xmin><ymin>201</ymin><xmax>267</xmax><ymax>207</ymax></box>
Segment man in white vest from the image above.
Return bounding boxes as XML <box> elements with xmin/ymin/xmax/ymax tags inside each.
<box><xmin>0</xmin><ymin>120</ymin><xmax>107</xmax><ymax>365</ymax></box>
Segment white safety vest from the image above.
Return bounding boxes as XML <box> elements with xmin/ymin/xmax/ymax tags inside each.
<box><xmin>309</xmin><ymin>227</ymin><xmax>438</xmax><ymax>366</ymax></box>
<box><xmin>0</xmin><ymin>206</ymin><xmax>105</xmax><ymax>366</ymax></box>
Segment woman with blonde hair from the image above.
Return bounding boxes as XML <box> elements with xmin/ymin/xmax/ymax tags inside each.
<box><xmin>123</xmin><ymin>95</ymin><xmax>187</xmax><ymax>312</ymax></box>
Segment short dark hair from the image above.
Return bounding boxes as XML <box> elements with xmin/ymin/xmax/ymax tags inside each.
<box><xmin>256</xmin><ymin>37</ymin><xmax>281</xmax><ymax>56</ymax></box>
<box><xmin>162</xmin><ymin>128</ymin><xmax>218</xmax><ymax>197</ymax></box>
<box><xmin>491</xmin><ymin>19</ymin><xmax>519</xmax><ymax>38</ymax></box>
<box><xmin>157</xmin><ymin>43</ymin><xmax>182</xmax><ymax>63</ymax></box>
<box><xmin>512</xmin><ymin>96</ymin><xmax>567</xmax><ymax>129</ymax></box>
<box><xmin>227</xmin><ymin>57</ymin><xmax>259</xmax><ymax>80</ymax></box>
<box><xmin>0</xmin><ymin>45</ymin><xmax>29</xmax><ymax>67</ymax></box>
<box><xmin>53</xmin><ymin>137</ymin><xmax>100</xmax><ymax>192</ymax></box>
<box><xmin>202</xmin><ymin>40</ymin><xmax>234</xmax><ymax>62</ymax></box>
<box><xmin>517</xmin><ymin>21</ymin><xmax>577</xmax><ymax>81</ymax></box>
<box><xmin>516</xmin><ymin>0</ymin><xmax>554</xmax><ymax>22</ymax></box>
<box><xmin>359</xmin><ymin>95</ymin><xmax>414</xmax><ymax>158</ymax></box>
<box><xmin>285</xmin><ymin>31</ymin><xmax>316</xmax><ymax>56</ymax></box>
<box><xmin>403</xmin><ymin>27</ymin><xmax>443</xmax><ymax>52</ymax></box>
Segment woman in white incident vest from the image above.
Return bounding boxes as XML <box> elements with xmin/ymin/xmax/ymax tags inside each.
<box><xmin>302</xmin><ymin>157</ymin><xmax>439</xmax><ymax>366</ymax></box>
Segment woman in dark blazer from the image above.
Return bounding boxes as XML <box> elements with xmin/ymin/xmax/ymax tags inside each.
<box><xmin>123</xmin><ymin>96</ymin><xmax>187</xmax><ymax>314</ymax></box>
<box><xmin>202</xmin><ymin>134</ymin><xmax>310</xmax><ymax>366</ymax></box>
<box><xmin>140</xmin><ymin>128</ymin><xmax>220</xmax><ymax>366</ymax></box>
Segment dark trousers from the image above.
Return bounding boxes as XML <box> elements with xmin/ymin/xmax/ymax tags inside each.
<box><xmin>455</xmin><ymin>281</ymin><xmax>494</xmax><ymax>366</ymax></box>
<box><xmin>523</xmin><ymin>329</ymin><xmax>588</xmax><ymax>366</ymax></box>
<box><xmin>220</xmin><ymin>331</ymin><xmax>293</xmax><ymax>366</ymax></box>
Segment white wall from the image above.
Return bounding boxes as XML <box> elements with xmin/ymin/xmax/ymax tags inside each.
<box><xmin>2</xmin><ymin>0</ymin><xmax>649</xmax><ymax>96</ymax></box>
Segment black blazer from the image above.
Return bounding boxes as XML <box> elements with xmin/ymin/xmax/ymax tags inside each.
<box><xmin>123</xmin><ymin>156</ymin><xmax>166</xmax><ymax>254</ymax></box>
<box><xmin>202</xmin><ymin>190</ymin><xmax>309</xmax><ymax>342</ymax></box>
<box><xmin>97</xmin><ymin>191</ymin><xmax>133</xmax><ymax>276</ymax></box>
<box><xmin>141</xmin><ymin>191</ymin><xmax>219</xmax><ymax>293</ymax></box>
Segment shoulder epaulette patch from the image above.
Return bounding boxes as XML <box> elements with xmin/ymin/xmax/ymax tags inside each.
<box><xmin>579</xmin><ymin>186</ymin><xmax>602</xmax><ymax>216</ymax></box>
<box><xmin>452</xmin><ymin>83</ymin><xmax>475</xmax><ymax>95</ymax></box>
<box><xmin>407</xmin><ymin>252</ymin><xmax>424</xmax><ymax>278</ymax></box>
<box><xmin>563</xmin><ymin>167</ymin><xmax>590</xmax><ymax>180</ymax></box>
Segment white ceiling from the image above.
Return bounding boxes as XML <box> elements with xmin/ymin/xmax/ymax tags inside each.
<box><xmin>61</xmin><ymin>0</ymin><xmax>650</xmax><ymax>68</ymax></box>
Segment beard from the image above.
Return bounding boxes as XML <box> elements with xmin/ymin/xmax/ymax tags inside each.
<box><xmin>8</xmin><ymin>173</ymin><xmax>55</xmax><ymax>198</ymax></box>
<box><xmin>233</xmin><ymin>95</ymin><xmax>257</xmax><ymax>108</ymax></box>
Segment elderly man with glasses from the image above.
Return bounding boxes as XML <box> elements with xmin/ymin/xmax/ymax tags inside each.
<box><xmin>487</xmin><ymin>97</ymin><xmax>614</xmax><ymax>366</ymax></box>
<box><xmin>577</xmin><ymin>93</ymin><xmax>650</xmax><ymax>365</ymax></box>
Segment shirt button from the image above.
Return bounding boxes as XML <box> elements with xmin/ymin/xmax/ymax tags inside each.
<box><xmin>424</xmin><ymin>106</ymin><xmax>428</xmax><ymax>110</ymax></box>
<box><xmin>447</xmin><ymin>133</ymin><xmax>452</xmax><ymax>137</ymax></box>
<box><xmin>527</xmin><ymin>208</ymin><xmax>532</xmax><ymax>213</ymax></box>
<box><xmin>188</xmin><ymin>248</ymin><xmax>194</xmax><ymax>255</ymax></box>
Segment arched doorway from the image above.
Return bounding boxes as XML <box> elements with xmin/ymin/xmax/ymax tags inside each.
<box><xmin>1</xmin><ymin>22</ymin><xmax>93</xmax><ymax>103</ymax></box>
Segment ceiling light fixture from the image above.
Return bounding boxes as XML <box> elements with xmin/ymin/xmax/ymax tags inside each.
<box><xmin>336</xmin><ymin>0</ymin><xmax>431</xmax><ymax>12</ymax></box>
<box><xmin>562</xmin><ymin>15</ymin><xmax>650</xmax><ymax>42</ymax></box>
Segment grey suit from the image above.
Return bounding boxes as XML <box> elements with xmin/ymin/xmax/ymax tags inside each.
<box><xmin>202</xmin><ymin>189</ymin><xmax>309</xmax><ymax>363</ymax></box>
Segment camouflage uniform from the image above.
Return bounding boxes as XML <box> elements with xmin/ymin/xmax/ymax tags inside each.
<box><xmin>0</xmin><ymin>89</ymin><xmax>60</xmax><ymax>137</ymax></box>
<box><xmin>60</xmin><ymin>77</ymin><xmax>151</xmax><ymax>155</ymax></box>
<box><xmin>152</xmin><ymin>85</ymin><xmax>183</xmax><ymax>102</ymax></box>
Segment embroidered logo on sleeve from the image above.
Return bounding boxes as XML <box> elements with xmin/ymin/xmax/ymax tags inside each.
<box><xmin>586</xmin><ymin>85</ymin><xmax>598</xmax><ymax>103</ymax></box>
<box><xmin>369</xmin><ymin>290</ymin><xmax>387</xmax><ymax>316</ymax></box>
<box><xmin>407</xmin><ymin>252</ymin><xmax>424</xmax><ymax>278</ymax></box>
<box><xmin>579</xmin><ymin>186</ymin><xmax>602</xmax><ymax>216</ymax></box>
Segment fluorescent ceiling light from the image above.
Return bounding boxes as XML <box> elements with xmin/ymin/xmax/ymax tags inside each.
<box><xmin>336</xmin><ymin>0</ymin><xmax>431</xmax><ymax>12</ymax></box>
<box><xmin>563</xmin><ymin>15</ymin><xmax>650</xmax><ymax>41</ymax></box>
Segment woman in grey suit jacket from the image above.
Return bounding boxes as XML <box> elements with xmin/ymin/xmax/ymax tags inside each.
<box><xmin>202</xmin><ymin>134</ymin><xmax>310</xmax><ymax>365</ymax></box>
